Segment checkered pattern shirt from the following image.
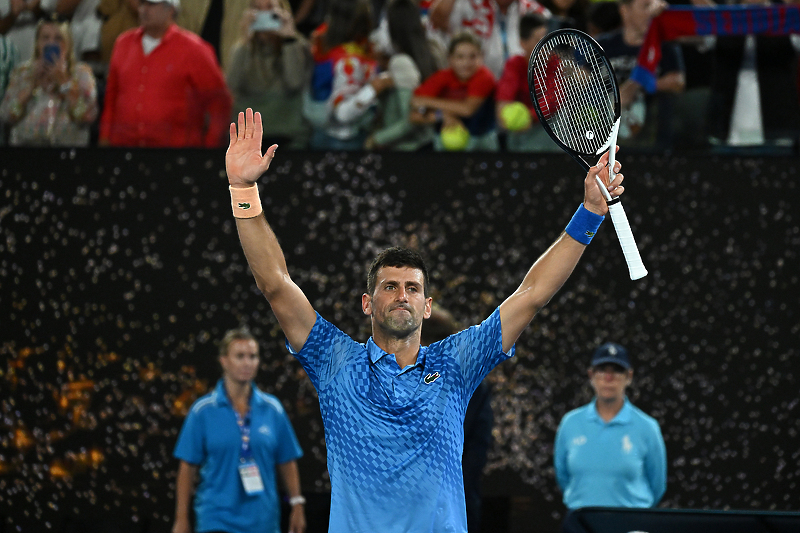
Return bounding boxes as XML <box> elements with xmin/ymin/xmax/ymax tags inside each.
<box><xmin>288</xmin><ymin>308</ymin><xmax>513</xmax><ymax>532</ymax></box>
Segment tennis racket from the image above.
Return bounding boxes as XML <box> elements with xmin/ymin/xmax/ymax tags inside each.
<box><xmin>527</xmin><ymin>29</ymin><xmax>647</xmax><ymax>280</ymax></box>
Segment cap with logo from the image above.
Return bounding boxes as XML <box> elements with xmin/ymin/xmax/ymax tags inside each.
<box><xmin>590</xmin><ymin>342</ymin><xmax>631</xmax><ymax>370</ymax></box>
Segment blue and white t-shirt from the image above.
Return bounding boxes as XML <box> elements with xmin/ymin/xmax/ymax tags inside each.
<box><xmin>289</xmin><ymin>307</ymin><xmax>513</xmax><ymax>532</ymax></box>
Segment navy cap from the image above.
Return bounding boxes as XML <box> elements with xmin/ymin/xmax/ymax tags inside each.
<box><xmin>590</xmin><ymin>342</ymin><xmax>631</xmax><ymax>370</ymax></box>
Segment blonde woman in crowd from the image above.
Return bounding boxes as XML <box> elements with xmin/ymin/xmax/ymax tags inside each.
<box><xmin>0</xmin><ymin>18</ymin><xmax>97</xmax><ymax>146</ymax></box>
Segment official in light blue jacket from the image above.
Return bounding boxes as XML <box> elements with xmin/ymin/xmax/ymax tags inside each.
<box><xmin>554</xmin><ymin>343</ymin><xmax>667</xmax><ymax>514</ymax></box>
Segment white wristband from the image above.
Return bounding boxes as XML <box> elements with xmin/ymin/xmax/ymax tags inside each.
<box><xmin>289</xmin><ymin>495</ymin><xmax>306</xmax><ymax>506</ymax></box>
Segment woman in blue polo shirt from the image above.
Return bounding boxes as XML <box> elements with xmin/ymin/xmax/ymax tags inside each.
<box><xmin>172</xmin><ymin>328</ymin><xmax>305</xmax><ymax>533</ymax></box>
<box><xmin>554</xmin><ymin>343</ymin><xmax>667</xmax><ymax>528</ymax></box>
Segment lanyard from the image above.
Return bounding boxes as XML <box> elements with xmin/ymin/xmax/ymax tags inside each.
<box><xmin>234</xmin><ymin>409</ymin><xmax>253</xmax><ymax>462</ymax></box>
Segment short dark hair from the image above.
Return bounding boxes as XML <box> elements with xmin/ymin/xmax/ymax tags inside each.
<box><xmin>219</xmin><ymin>327</ymin><xmax>257</xmax><ymax>357</ymax></box>
<box><xmin>366</xmin><ymin>247</ymin><xmax>429</xmax><ymax>297</ymax></box>
<box><xmin>519</xmin><ymin>12</ymin><xmax>547</xmax><ymax>40</ymax></box>
<box><xmin>448</xmin><ymin>31</ymin><xmax>482</xmax><ymax>56</ymax></box>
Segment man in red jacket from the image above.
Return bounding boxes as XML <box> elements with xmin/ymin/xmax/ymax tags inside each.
<box><xmin>99</xmin><ymin>0</ymin><xmax>232</xmax><ymax>147</ymax></box>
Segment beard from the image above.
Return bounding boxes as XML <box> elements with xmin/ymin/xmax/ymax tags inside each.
<box><xmin>376</xmin><ymin>305</ymin><xmax>421</xmax><ymax>338</ymax></box>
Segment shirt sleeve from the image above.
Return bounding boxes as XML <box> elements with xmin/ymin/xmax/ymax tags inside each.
<box><xmin>188</xmin><ymin>39</ymin><xmax>233</xmax><ymax>147</ymax></box>
<box><xmin>553</xmin><ymin>417</ymin><xmax>570</xmax><ymax>492</ymax></box>
<box><xmin>644</xmin><ymin>418</ymin><xmax>667</xmax><ymax>505</ymax></box>
<box><xmin>439</xmin><ymin>307</ymin><xmax>513</xmax><ymax>398</ymax></box>
<box><xmin>273</xmin><ymin>409</ymin><xmax>304</xmax><ymax>465</ymax></box>
<box><xmin>173</xmin><ymin>405</ymin><xmax>206</xmax><ymax>465</ymax></box>
<box><xmin>414</xmin><ymin>69</ymin><xmax>448</xmax><ymax>97</ymax></box>
<box><xmin>466</xmin><ymin>67</ymin><xmax>496</xmax><ymax>98</ymax></box>
<box><xmin>286</xmin><ymin>312</ymin><xmax>360</xmax><ymax>392</ymax></box>
<box><xmin>99</xmin><ymin>40</ymin><xmax>121</xmax><ymax>143</ymax></box>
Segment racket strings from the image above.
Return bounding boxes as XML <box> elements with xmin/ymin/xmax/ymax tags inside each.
<box><xmin>531</xmin><ymin>34</ymin><xmax>616</xmax><ymax>155</ymax></box>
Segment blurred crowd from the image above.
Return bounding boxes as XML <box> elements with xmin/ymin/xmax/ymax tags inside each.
<box><xmin>0</xmin><ymin>0</ymin><xmax>799</xmax><ymax>151</ymax></box>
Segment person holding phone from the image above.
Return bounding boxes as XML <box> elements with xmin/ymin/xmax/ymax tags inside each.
<box><xmin>0</xmin><ymin>18</ymin><xmax>98</xmax><ymax>146</ymax></box>
<box><xmin>226</xmin><ymin>0</ymin><xmax>312</xmax><ymax>149</ymax></box>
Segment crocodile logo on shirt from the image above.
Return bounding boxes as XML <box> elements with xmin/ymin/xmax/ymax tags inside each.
<box><xmin>423</xmin><ymin>372</ymin><xmax>441</xmax><ymax>384</ymax></box>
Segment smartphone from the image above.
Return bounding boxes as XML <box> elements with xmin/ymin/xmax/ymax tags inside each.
<box><xmin>251</xmin><ymin>10</ymin><xmax>282</xmax><ymax>32</ymax></box>
<box><xmin>43</xmin><ymin>43</ymin><xmax>60</xmax><ymax>64</ymax></box>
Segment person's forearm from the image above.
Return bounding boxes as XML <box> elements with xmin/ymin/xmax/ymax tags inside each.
<box><xmin>412</xmin><ymin>95</ymin><xmax>481</xmax><ymax>118</ymax></box>
<box><xmin>277</xmin><ymin>461</ymin><xmax>302</xmax><ymax>498</ymax></box>
<box><xmin>174</xmin><ymin>462</ymin><xmax>195</xmax><ymax>524</ymax></box>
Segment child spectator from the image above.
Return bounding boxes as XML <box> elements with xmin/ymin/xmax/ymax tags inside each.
<box><xmin>495</xmin><ymin>12</ymin><xmax>551</xmax><ymax>152</ymax></box>
<box><xmin>227</xmin><ymin>0</ymin><xmax>312</xmax><ymax>148</ymax></box>
<box><xmin>0</xmin><ymin>19</ymin><xmax>97</xmax><ymax>145</ymax></box>
<box><xmin>411</xmin><ymin>31</ymin><xmax>497</xmax><ymax>151</ymax></box>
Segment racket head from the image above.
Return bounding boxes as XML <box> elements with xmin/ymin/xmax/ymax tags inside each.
<box><xmin>528</xmin><ymin>29</ymin><xmax>621</xmax><ymax>169</ymax></box>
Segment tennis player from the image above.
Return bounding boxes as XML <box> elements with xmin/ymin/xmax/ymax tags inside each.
<box><xmin>225</xmin><ymin>108</ymin><xmax>625</xmax><ymax>532</ymax></box>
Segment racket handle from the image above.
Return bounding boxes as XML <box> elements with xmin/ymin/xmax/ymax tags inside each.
<box><xmin>607</xmin><ymin>201</ymin><xmax>647</xmax><ymax>280</ymax></box>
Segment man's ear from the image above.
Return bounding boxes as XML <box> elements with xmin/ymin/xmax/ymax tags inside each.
<box><xmin>423</xmin><ymin>297</ymin><xmax>433</xmax><ymax>319</ymax></box>
<box><xmin>361</xmin><ymin>293</ymin><xmax>372</xmax><ymax>316</ymax></box>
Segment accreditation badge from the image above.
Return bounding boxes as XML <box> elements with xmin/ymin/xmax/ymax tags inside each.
<box><xmin>238</xmin><ymin>461</ymin><xmax>265</xmax><ymax>494</ymax></box>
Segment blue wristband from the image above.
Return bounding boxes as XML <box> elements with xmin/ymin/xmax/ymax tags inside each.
<box><xmin>565</xmin><ymin>204</ymin><xmax>604</xmax><ymax>245</ymax></box>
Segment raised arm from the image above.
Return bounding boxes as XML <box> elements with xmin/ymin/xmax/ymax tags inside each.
<box><xmin>226</xmin><ymin>109</ymin><xmax>316</xmax><ymax>351</ymax></box>
<box><xmin>498</xmin><ymin>151</ymin><xmax>624</xmax><ymax>352</ymax></box>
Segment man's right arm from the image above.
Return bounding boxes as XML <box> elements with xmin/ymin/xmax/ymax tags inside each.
<box><xmin>227</xmin><ymin>109</ymin><xmax>316</xmax><ymax>351</ymax></box>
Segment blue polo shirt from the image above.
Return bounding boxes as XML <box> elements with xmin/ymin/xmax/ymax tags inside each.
<box><xmin>173</xmin><ymin>380</ymin><xmax>303</xmax><ymax>533</ymax></box>
<box><xmin>288</xmin><ymin>308</ymin><xmax>513</xmax><ymax>533</ymax></box>
<box><xmin>554</xmin><ymin>398</ymin><xmax>667</xmax><ymax>510</ymax></box>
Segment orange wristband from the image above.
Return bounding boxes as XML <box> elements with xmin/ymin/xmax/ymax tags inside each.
<box><xmin>230</xmin><ymin>185</ymin><xmax>263</xmax><ymax>219</ymax></box>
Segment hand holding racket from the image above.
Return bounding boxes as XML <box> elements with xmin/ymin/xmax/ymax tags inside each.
<box><xmin>528</xmin><ymin>29</ymin><xmax>647</xmax><ymax>280</ymax></box>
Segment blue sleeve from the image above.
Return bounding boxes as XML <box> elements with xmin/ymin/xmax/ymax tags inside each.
<box><xmin>287</xmin><ymin>312</ymin><xmax>361</xmax><ymax>392</ymax></box>
<box><xmin>274</xmin><ymin>409</ymin><xmax>303</xmax><ymax>465</ymax></box>
<box><xmin>439</xmin><ymin>308</ymin><xmax>514</xmax><ymax>398</ymax></box>
<box><xmin>644</xmin><ymin>418</ymin><xmax>667</xmax><ymax>505</ymax></box>
<box><xmin>554</xmin><ymin>417</ymin><xmax>570</xmax><ymax>493</ymax></box>
<box><xmin>173</xmin><ymin>406</ymin><xmax>206</xmax><ymax>465</ymax></box>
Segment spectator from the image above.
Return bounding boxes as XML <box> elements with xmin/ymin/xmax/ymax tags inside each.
<box><xmin>429</xmin><ymin>0</ymin><xmax>549</xmax><ymax>78</ymax></box>
<box><xmin>97</xmin><ymin>0</ymin><xmax>139</xmax><ymax>64</ymax></box>
<box><xmin>411</xmin><ymin>30</ymin><xmax>498</xmax><ymax>151</ymax></box>
<box><xmin>99</xmin><ymin>0</ymin><xmax>232</xmax><ymax>147</ymax></box>
<box><xmin>0</xmin><ymin>0</ymin><xmax>51</xmax><ymax>62</ymax></box>
<box><xmin>595</xmin><ymin>0</ymin><xmax>684</xmax><ymax>144</ymax></box>
<box><xmin>227</xmin><ymin>0</ymin><xmax>312</xmax><ymax>149</ymax></box>
<box><xmin>495</xmin><ymin>11</ymin><xmax>551</xmax><ymax>152</ymax></box>
<box><xmin>364</xmin><ymin>0</ymin><xmax>438</xmax><ymax>150</ymax></box>
<box><xmin>173</xmin><ymin>328</ymin><xmax>305</xmax><ymax>533</ymax></box>
<box><xmin>0</xmin><ymin>18</ymin><xmax>97</xmax><ymax>145</ymax></box>
<box><xmin>305</xmin><ymin>0</ymin><xmax>380</xmax><ymax>150</ymax></box>
<box><xmin>555</xmin><ymin>343</ymin><xmax>667</xmax><ymax>532</ymax></box>
<box><xmin>176</xmin><ymin>0</ymin><xmax>249</xmax><ymax>70</ymax></box>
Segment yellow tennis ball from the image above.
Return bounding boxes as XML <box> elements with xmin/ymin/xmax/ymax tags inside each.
<box><xmin>440</xmin><ymin>123</ymin><xmax>470</xmax><ymax>151</ymax></box>
<box><xmin>501</xmin><ymin>102</ymin><xmax>532</xmax><ymax>132</ymax></box>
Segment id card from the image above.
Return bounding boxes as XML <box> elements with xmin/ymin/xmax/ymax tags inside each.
<box><xmin>238</xmin><ymin>462</ymin><xmax>265</xmax><ymax>494</ymax></box>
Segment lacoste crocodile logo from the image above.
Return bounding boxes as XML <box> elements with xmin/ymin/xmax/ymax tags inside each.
<box><xmin>238</xmin><ymin>202</ymin><xmax>251</xmax><ymax>210</ymax></box>
<box><xmin>424</xmin><ymin>372</ymin><xmax>441</xmax><ymax>384</ymax></box>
